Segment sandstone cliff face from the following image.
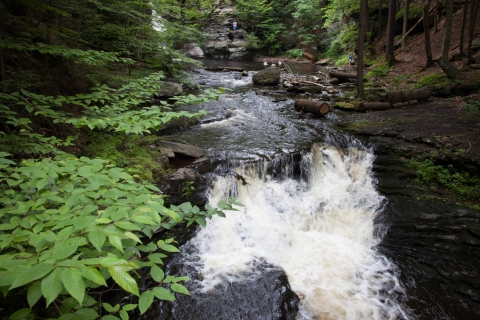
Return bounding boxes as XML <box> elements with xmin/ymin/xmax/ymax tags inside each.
<box><xmin>182</xmin><ymin>7</ymin><xmax>254</xmax><ymax>61</ymax></box>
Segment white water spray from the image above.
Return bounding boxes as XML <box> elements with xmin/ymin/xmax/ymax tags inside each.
<box><xmin>186</xmin><ymin>143</ymin><xmax>406</xmax><ymax>319</ymax></box>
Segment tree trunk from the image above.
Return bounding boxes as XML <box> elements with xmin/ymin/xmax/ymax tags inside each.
<box><xmin>386</xmin><ymin>0</ymin><xmax>397</xmax><ymax>65</ymax></box>
<box><xmin>378</xmin><ymin>0</ymin><xmax>383</xmax><ymax>39</ymax></box>
<box><xmin>467</xmin><ymin>0</ymin><xmax>479</xmax><ymax>64</ymax></box>
<box><xmin>459</xmin><ymin>0</ymin><xmax>469</xmax><ymax>56</ymax></box>
<box><xmin>357</xmin><ymin>0</ymin><xmax>367</xmax><ymax>98</ymax></box>
<box><xmin>294</xmin><ymin>100</ymin><xmax>331</xmax><ymax>116</ymax></box>
<box><xmin>434</xmin><ymin>0</ymin><xmax>439</xmax><ymax>32</ymax></box>
<box><xmin>359</xmin><ymin>102</ymin><xmax>392</xmax><ymax>110</ymax></box>
<box><xmin>329</xmin><ymin>71</ymin><xmax>358</xmax><ymax>79</ymax></box>
<box><xmin>0</xmin><ymin>47</ymin><xmax>4</xmax><ymax>93</ymax></box>
<box><xmin>386</xmin><ymin>86</ymin><xmax>432</xmax><ymax>102</ymax></box>
<box><xmin>402</xmin><ymin>0</ymin><xmax>410</xmax><ymax>49</ymax></box>
<box><xmin>423</xmin><ymin>0</ymin><xmax>433</xmax><ymax>68</ymax></box>
<box><xmin>437</xmin><ymin>0</ymin><xmax>457</xmax><ymax>78</ymax></box>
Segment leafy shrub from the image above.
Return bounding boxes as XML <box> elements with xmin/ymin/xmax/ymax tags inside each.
<box><xmin>0</xmin><ymin>152</ymin><xmax>240</xmax><ymax>319</ymax></box>
<box><xmin>365</xmin><ymin>62</ymin><xmax>391</xmax><ymax>79</ymax></box>
<box><xmin>283</xmin><ymin>49</ymin><xmax>304</xmax><ymax>59</ymax></box>
<box><xmin>406</xmin><ymin>157</ymin><xmax>480</xmax><ymax>201</ymax></box>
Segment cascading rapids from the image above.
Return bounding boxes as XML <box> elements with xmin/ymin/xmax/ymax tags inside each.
<box><xmin>184</xmin><ymin>143</ymin><xmax>407</xmax><ymax>319</ymax></box>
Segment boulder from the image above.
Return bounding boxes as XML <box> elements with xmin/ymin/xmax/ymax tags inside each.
<box><xmin>136</xmin><ymin>248</ymin><xmax>300</xmax><ymax>320</ymax></box>
<box><xmin>252</xmin><ymin>67</ymin><xmax>281</xmax><ymax>85</ymax></box>
<box><xmin>156</xmin><ymin>140</ymin><xmax>204</xmax><ymax>158</ymax></box>
<box><xmin>156</xmin><ymin>81</ymin><xmax>182</xmax><ymax>98</ymax></box>
<box><xmin>169</xmin><ymin>168</ymin><xmax>199</xmax><ymax>183</ymax></box>
<box><xmin>315</xmin><ymin>58</ymin><xmax>331</xmax><ymax>65</ymax></box>
<box><xmin>182</xmin><ymin>43</ymin><xmax>204</xmax><ymax>59</ymax></box>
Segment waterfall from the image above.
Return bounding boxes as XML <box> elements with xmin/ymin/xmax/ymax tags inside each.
<box><xmin>184</xmin><ymin>143</ymin><xmax>407</xmax><ymax>319</ymax></box>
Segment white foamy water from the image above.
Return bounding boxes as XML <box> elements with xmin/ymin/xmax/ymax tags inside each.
<box><xmin>187</xmin><ymin>144</ymin><xmax>407</xmax><ymax>319</ymax></box>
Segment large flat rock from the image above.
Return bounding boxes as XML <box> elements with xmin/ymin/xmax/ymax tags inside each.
<box><xmin>156</xmin><ymin>140</ymin><xmax>204</xmax><ymax>158</ymax></box>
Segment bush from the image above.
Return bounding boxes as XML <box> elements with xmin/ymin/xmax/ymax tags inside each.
<box><xmin>0</xmin><ymin>152</ymin><xmax>240</xmax><ymax>319</ymax></box>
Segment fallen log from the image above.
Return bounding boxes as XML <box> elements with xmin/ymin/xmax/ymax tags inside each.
<box><xmin>294</xmin><ymin>99</ymin><xmax>331</xmax><ymax>116</ymax></box>
<box><xmin>358</xmin><ymin>102</ymin><xmax>392</xmax><ymax>111</ymax></box>
<box><xmin>385</xmin><ymin>87</ymin><xmax>432</xmax><ymax>103</ymax></box>
<box><xmin>392</xmin><ymin>100</ymin><xmax>418</xmax><ymax>108</ymax></box>
<box><xmin>329</xmin><ymin>71</ymin><xmax>357</xmax><ymax>79</ymax></box>
<box><xmin>205</xmin><ymin>67</ymin><xmax>244</xmax><ymax>72</ymax></box>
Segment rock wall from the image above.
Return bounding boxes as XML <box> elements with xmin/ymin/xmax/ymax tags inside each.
<box><xmin>182</xmin><ymin>7</ymin><xmax>254</xmax><ymax>61</ymax></box>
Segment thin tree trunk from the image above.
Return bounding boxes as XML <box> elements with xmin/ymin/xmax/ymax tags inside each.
<box><xmin>0</xmin><ymin>47</ymin><xmax>4</xmax><ymax>93</ymax></box>
<box><xmin>386</xmin><ymin>0</ymin><xmax>397</xmax><ymax>65</ymax></box>
<box><xmin>434</xmin><ymin>0</ymin><xmax>439</xmax><ymax>32</ymax></box>
<box><xmin>366</xmin><ymin>0</ymin><xmax>373</xmax><ymax>50</ymax></box>
<box><xmin>438</xmin><ymin>0</ymin><xmax>457</xmax><ymax>78</ymax></box>
<box><xmin>357</xmin><ymin>0</ymin><xmax>367</xmax><ymax>98</ymax></box>
<box><xmin>378</xmin><ymin>0</ymin><xmax>382</xmax><ymax>39</ymax></box>
<box><xmin>402</xmin><ymin>0</ymin><xmax>410</xmax><ymax>49</ymax></box>
<box><xmin>423</xmin><ymin>0</ymin><xmax>433</xmax><ymax>68</ymax></box>
<box><xmin>459</xmin><ymin>0</ymin><xmax>469</xmax><ymax>56</ymax></box>
<box><xmin>467</xmin><ymin>0</ymin><xmax>479</xmax><ymax>64</ymax></box>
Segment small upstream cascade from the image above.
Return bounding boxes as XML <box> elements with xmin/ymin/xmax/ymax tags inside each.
<box><xmin>184</xmin><ymin>143</ymin><xmax>407</xmax><ymax>319</ymax></box>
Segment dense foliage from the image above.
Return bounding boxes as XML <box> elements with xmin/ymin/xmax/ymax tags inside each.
<box><xmin>0</xmin><ymin>0</ymin><xmax>237</xmax><ymax>319</ymax></box>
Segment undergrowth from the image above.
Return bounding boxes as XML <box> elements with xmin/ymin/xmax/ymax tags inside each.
<box><xmin>406</xmin><ymin>157</ymin><xmax>480</xmax><ymax>206</ymax></box>
<box><xmin>83</xmin><ymin>133</ymin><xmax>167</xmax><ymax>182</ymax></box>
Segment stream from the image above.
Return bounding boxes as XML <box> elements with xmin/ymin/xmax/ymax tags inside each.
<box><xmin>139</xmin><ymin>61</ymin><xmax>480</xmax><ymax>319</ymax></box>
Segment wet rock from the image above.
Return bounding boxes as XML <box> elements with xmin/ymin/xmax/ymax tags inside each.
<box><xmin>156</xmin><ymin>140</ymin><xmax>204</xmax><ymax>158</ymax></box>
<box><xmin>315</xmin><ymin>58</ymin><xmax>331</xmax><ymax>65</ymax></box>
<box><xmin>159</xmin><ymin>148</ymin><xmax>175</xmax><ymax>159</ymax></box>
<box><xmin>156</xmin><ymin>81</ymin><xmax>182</xmax><ymax>98</ymax></box>
<box><xmin>136</xmin><ymin>246</ymin><xmax>300</xmax><ymax>320</ymax></box>
<box><xmin>170</xmin><ymin>168</ymin><xmax>198</xmax><ymax>182</ymax></box>
<box><xmin>252</xmin><ymin>67</ymin><xmax>281</xmax><ymax>85</ymax></box>
<box><xmin>242</xmin><ymin>71</ymin><xmax>248</xmax><ymax>76</ymax></box>
<box><xmin>182</xmin><ymin>43</ymin><xmax>205</xmax><ymax>59</ymax></box>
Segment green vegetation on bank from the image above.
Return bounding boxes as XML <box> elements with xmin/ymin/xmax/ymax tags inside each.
<box><xmin>0</xmin><ymin>0</ymin><xmax>237</xmax><ymax>318</ymax></box>
<box><xmin>406</xmin><ymin>157</ymin><xmax>480</xmax><ymax>209</ymax></box>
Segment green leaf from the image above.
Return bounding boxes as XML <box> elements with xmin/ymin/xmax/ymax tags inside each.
<box><xmin>152</xmin><ymin>287</ymin><xmax>175</xmax><ymax>301</ymax></box>
<box><xmin>171</xmin><ymin>283</ymin><xmax>190</xmax><ymax>295</ymax></box>
<box><xmin>82</xmin><ymin>267</ymin><xmax>107</xmax><ymax>287</ymax></box>
<box><xmin>195</xmin><ymin>217</ymin><xmax>206</xmax><ymax>227</ymax></box>
<box><xmin>8</xmin><ymin>308</ymin><xmax>32</xmax><ymax>320</ymax></box>
<box><xmin>108</xmin><ymin>266</ymin><xmax>140</xmax><ymax>297</ymax></box>
<box><xmin>108</xmin><ymin>235</ymin><xmax>124</xmax><ymax>253</ymax></box>
<box><xmin>133</xmin><ymin>194</ymin><xmax>151</xmax><ymax>203</ymax></box>
<box><xmin>41</xmin><ymin>269</ymin><xmax>64</xmax><ymax>306</ymax></box>
<box><xmin>119</xmin><ymin>309</ymin><xmax>129</xmax><ymax>320</ymax></box>
<box><xmin>27</xmin><ymin>281</ymin><xmax>42</xmax><ymax>308</ymax></box>
<box><xmin>158</xmin><ymin>243</ymin><xmax>180</xmax><ymax>253</ymax></box>
<box><xmin>52</xmin><ymin>245</ymin><xmax>78</xmax><ymax>261</ymax></box>
<box><xmin>75</xmin><ymin>308</ymin><xmax>99</xmax><ymax>320</ymax></box>
<box><xmin>150</xmin><ymin>265</ymin><xmax>164</xmax><ymax>282</ymax></box>
<box><xmin>36</xmin><ymin>178</ymin><xmax>48</xmax><ymax>191</ymax></box>
<box><xmin>61</xmin><ymin>268</ymin><xmax>86</xmax><ymax>304</ymax></box>
<box><xmin>116</xmin><ymin>221</ymin><xmax>141</xmax><ymax>231</ymax></box>
<box><xmin>103</xmin><ymin>302</ymin><xmax>115</xmax><ymax>312</ymax></box>
<box><xmin>122</xmin><ymin>304</ymin><xmax>137</xmax><ymax>312</ymax></box>
<box><xmin>161</xmin><ymin>208</ymin><xmax>180</xmax><ymax>221</ymax></box>
<box><xmin>10</xmin><ymin>263</ymin><xmax>54</xmax><ymax>289</ymax></box>
<box><xmin>139</xmin><ymin>290</ymin><xmax>154</xmax><ymax>314</ymax></box>
<box><xmin>147</xmin><ymin>253</ymin><xmax>165</xmax><ymax>264</ymax></box>
<box><xmin>131</xmin><ymin>215</ymin><xmax>156</xmax><ymax>225</ymax></box>
<box><xmin>88</xmin><ymin>230</ymin><xmax>106</xmax><ymax>252</ymax></box>
<box><xmin>124</xmin><ymin>232</ymin><xmax>142</xmax><ymax>244</ymax></box>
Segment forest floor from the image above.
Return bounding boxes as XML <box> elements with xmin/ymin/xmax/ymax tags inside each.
<box><xmin>335</xmin><ymin>6</ymin><xmax>480</xmax><ymax>163</ymax></box>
